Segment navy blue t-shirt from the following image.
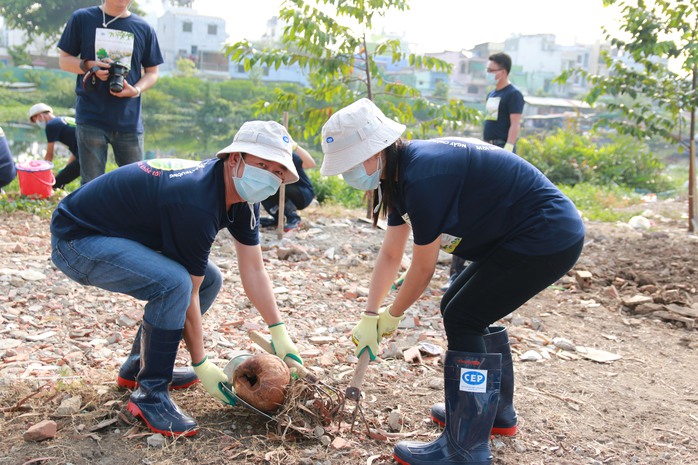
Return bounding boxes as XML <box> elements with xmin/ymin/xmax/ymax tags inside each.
<box><xmin>483</xmin><ymin>84</ymin><xmax>525</xmax><ymax>142</ymax></box>
<box><xmin>292</xmin><ymin>152</ymin><xmax>315</xmax><ymax>206</ymax></box>
<box><xmin>45</xmin><ymin>117</ymin><xmax>78</xmax><ymax>156</ymax></box>
<box><xmin>51</xmin><ymin>158</ymin><xmax>259</xmax><ymax>276</ymax></box>
<box><xmin>57</xmin><ymin>7</ymin><xmax>163</xmax><ymax>133</ymax></box>
<box><xmin>387</xmin><ymin>139</ymin><xmax>584</xmax><ymax>259</ymax></box>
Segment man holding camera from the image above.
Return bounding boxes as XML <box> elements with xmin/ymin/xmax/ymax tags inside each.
<box><xmin>57</xmin><ymin>0</ymin><xmax>163</xmax><ymax>184</ymax></box>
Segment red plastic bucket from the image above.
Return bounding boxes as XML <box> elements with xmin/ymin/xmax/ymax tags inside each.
<box><xmin>16</xmin><ymin>160</ymin><xmax>55</xmax><ymax>198</ymax></box>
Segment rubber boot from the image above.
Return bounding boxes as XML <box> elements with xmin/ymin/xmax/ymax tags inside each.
<box><xmin>430</xmin><ymin>326</ymin><xmax>518</xmax><ymax>436</ymax></box>
<box><xmin>393</xmin><ymin>350</ymin><xmax>501</xmax><ymax>465</ymax></box>
<box><xmin>126</xmin><ymin>322</ymin><xmax>198</xmax><ymax>436</ymax></box>
<box><xmin>117</xmin><ymin>324</ymin><xmax>199</xmax><ymax>390</ymax></box>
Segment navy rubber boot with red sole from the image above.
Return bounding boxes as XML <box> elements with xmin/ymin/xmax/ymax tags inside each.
<box><xmin>431</xmin><ymin>326</ymin><xmax>517</xmax><ymax>436</ymax></box>
<box><xmin>125</xmin><ymin>322</ymin><xmax>198</xmax><ymax>437</ymax></box>
<box><xmin>393</xmin><ymin>350</ymin><xmax>501</xmax><ymax>465</ymax></box>
<box><xmin>117</xmin><ymin>324</ymin><xmax>199</xmax><ymax>391</ymax></box>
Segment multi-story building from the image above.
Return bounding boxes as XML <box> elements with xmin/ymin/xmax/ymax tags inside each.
<box><xmin>156</xmin><ymin>6</ymin><xmax>228</xmax><ymax>75</ymax></box>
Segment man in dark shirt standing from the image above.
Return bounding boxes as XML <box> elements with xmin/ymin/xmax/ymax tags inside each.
<box><xmin>483</xmin><ymin>52</ymin><xmax>524</xmax><ymax>153</ymax></box>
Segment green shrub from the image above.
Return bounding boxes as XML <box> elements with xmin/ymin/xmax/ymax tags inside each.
<box><xmin>518</xmin><ymin>129</ymin><xmax>669</xmax><ymax>192</ymax></box>
<box><xmin>307</xmin><ymin>170</ymin><xmax>364</xmax><ymax>207</ymax></box>
<box><xmin>560</xmin><ymin>182</ymin><xmax>642</xmax><ymax>222</ymax></box>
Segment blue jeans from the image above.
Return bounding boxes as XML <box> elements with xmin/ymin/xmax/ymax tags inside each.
<box><xmin>51</xmin><ymin>235</ymin><xmax>222</xmax><ymax>330</ymax></box>
<box><xmin>76</xmin><ymin>124</ymin><xmax>144</xmax><ymax>184</ymax></box>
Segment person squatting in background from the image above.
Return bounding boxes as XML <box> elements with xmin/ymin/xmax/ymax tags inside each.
<box><xmin>320</xmin><ymin>98</ymin><xmax>584</xmax><ymax>465</ymax></box>
<box><xmin>28</xmin><ymin>103</ymin><xmax>80</xmax><ymax>190</ymax></box>
<box><xmin>57</xmin><ymin>0</ymin><xmax>163</xmax><ymax>184</ymax></box>
<box><xmin>260</xmin><ymin>143</ymin><xmax>316</xmax><ymax>231</ymax></box>
<box><xmin>50</xmin><ymin>121</ymin><xmax>303</xmax><ymax>437</ymax></box>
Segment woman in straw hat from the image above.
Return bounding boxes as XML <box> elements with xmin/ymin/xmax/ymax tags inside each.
<box><xmin>320</xmin><ymin>98</ymin><xmax>585</xmax><ymax>465</ymax></box>
<box><xmin>50</xmin><ymin>120</ymin><xmax>303</xmax><ymax>437</ymax></box>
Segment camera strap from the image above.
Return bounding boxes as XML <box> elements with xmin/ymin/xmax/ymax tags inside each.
<box><xmin>81</xmin><ymin>66</ymin><xmax>103</xmax><ymax>93</ymax></box>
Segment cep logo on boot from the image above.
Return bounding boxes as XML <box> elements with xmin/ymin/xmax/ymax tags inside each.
<box><xmin>460</xmin><ymin>368</ymin><xmax>487</xmax><ymax>393</ymax></box>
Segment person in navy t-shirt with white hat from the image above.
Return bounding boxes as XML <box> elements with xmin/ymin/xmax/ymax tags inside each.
<box><xmin>320</xmin><ymin>98</ymin><xmax>584</xmax><ymax>465</ymax></box>
<box><xmin>50</xmin><ymin>120</ymin><xmax>303</xmax><ymax>437</ymax></box>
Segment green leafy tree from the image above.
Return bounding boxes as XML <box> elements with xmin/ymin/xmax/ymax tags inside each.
<box><xmin>557</xmin><ymin>0</ymin><xmax>698</xmax><ymax>231</ymax></box>
<box><xmin>176</xmin><ymin>57</ymin><xmax>197</xmax><ymax>78</ymax></box>
<box><xmin>223</xmin><ymin>0</ymin><xmax>480</xmax><ymax>142</ymax></box>
<box><xmin>0</xmin><ymin>0</ymin><xmax>144</xmax><ymax>42</ymax></box>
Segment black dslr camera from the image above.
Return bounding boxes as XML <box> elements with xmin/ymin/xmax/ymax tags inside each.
<box><xmin>108</xmin><ymin>62</ymin><xmax>129</xmax><ymax>93</ymax></box>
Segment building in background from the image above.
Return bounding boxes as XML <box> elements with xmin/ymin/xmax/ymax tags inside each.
<box><xmin>156</xmin><ymin>6</ymin><xmax>228</xmax><ymax>76</ymax></box>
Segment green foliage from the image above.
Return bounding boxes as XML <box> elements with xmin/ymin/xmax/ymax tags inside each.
<box><xmin>223</xmin><ymin>0</ymin><xmax>480</xmax><ymax>144</ymax></box>
<box><xmin>560</xmin><ymin>183</ymin><xmax>641</xmax><ymax>222</ymax></box>
<box><xmin>518</xmin><ymin>129</ymin><xmax>669</xmax><ymax>191</ymax></box>
<box><xmin>556</xmin><ymin>0</ymin><xmax>698</xmax><ymax>143</ymax></box>
<box><xmin>0</xmin><ymin>0</ymin><xmax>145</xmax><ymax>42</ymax></box>
<box><xmin>175</xmin><ymin>58</ymin><xmax>197</xmax><ymax>78</ymax></box>
<box><xmin>307</xmin><ymin>170</ymin><xmax>364</xmax><ymax>207</ymax></box>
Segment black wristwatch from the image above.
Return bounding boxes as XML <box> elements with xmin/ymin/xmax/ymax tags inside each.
<box><xmin>79</xmin><ymin>59</ymin><xmax>89</xmax><ymax>73</ymax></box>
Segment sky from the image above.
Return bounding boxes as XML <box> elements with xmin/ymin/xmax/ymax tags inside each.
<box><xmin>163</xmin><ymin>0</ymin><xmax>621</xmax><ymax>52</ymax></box>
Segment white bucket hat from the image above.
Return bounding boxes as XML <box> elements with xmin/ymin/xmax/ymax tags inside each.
<box><xmin>217</xmin><ymin>120</ymin><xmax>299</xmax><ymax>184</ymax></box>
<box><xmin>320</xmin><ymin>98</ymin><xmax>406</xmax><ymax>176</ymax></box>
<box><xmin>28</xmin><ymin>103</ymin><xmax>53</xmax><ymax>121</ymax></box>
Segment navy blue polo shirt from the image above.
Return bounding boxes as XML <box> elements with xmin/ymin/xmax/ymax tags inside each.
<box><xmin>45</xmin><ymin>117</ymin><xmax>78</xmax><ymax>156</ymax></box>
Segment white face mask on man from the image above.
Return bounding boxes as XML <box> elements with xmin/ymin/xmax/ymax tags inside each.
<box><xmin>35</xmin><ymin>115</ymin><xmax>47</xmax><ymax>129</ymax></box>
<box><xmin>232</xmin><ymin>156</ymin><xmax>282</xmax><ymax>204</ymax></box>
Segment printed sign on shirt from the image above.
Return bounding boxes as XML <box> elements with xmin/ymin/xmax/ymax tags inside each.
<box><xmin>95</xmin><ymin>28</ymin><xmax>134</xmax><ymax>70</ymax></box>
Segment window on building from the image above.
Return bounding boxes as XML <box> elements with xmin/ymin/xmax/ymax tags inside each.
<box><xmin>183</xmin><ymin>22</ymin><xmax>192</xmax><ymax>33</ymax></box>
<box><xmin>263</xmin><ymin>67</ymin><xmax>270</xmax><ymax>77</ymax></box>
<box><xmin>459</xmin><ymin>62</ymin><xmax>467</xmax><ymax>74</ymax></box>
<box><xmin>237</xmin><ymin>64</ymin><xmax>245</xmax><ymax>73</ymax></box>
<box><xmin>208</xmin><ymin>24</ymin><xmax>217</xmax><ymax>35</ymax></box>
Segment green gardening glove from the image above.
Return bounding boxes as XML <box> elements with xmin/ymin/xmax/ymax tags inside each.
<box><xmin>269</xmin><ymin>322</ymin><xmax>303</xmax><ymax>365</ymax></box>
<box><xmin>351</xmin><ymin>313</ymin><xmax>380</xmax><ymax>361</ymax></box>
<box><xmin>192</xmin><ymin>356</ymin><xmax>237</xmax><ymax>406</ymax></box>
<box><xmin>377</xmin><ymin>305</ymin><xmax>406</xmax><ymax>339</ymax></box>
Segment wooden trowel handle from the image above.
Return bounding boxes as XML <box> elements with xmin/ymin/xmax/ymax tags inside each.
<box><xmin>345</xmin><ymin>350</ymin><xmax>370</xmax><ymax>400</ymax></box>
<box><xmin>248</xmin><ymin>329</ymin><xmax>310</xmax><ymax>378</ymax></box>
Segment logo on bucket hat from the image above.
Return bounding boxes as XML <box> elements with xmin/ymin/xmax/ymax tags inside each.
<box><xmin>320</xmin><ymin>98</ymin><xmax>405</xmax><ymax>176</ymax></box>
<box><xmin>216</xmin><ymin>121</ymin><xmax>299</xmax><ymax>184</ymax></box>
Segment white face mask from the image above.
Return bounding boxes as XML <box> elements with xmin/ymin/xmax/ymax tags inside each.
<box><xmin>342</xmin><ymin>156</ymin><xmax>382</xmax><ymax>191</ymax></box>
<box><xmin>35</xmin><ymin>115</ymin><xmax>47</xmax><ymax>129</ymax></box>
<box><xmin>232</xmin><ymin>156</ymin><xmax>282</xmax><ymax>204</ymax></box>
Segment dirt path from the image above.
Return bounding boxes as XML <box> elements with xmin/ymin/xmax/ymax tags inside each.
<box><xmin>1</xmin><ymin>200</ymin><xmax>697</xmax><ymax>465</ymax></box>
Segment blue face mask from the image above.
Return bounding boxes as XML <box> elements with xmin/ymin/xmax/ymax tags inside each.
<box><xmin>342</xmin><ymin>157</ymin><xmax>382</xmax><ymax>191</ymax></box>
<box><xmin>232</xmin><ymin>157</ymin><xmax>282</xmax><ymax>204</ymax></box>
<box><xmin>485</xmin><ymin>72</ymin><xmax>497</xmax><ymax>84</ymax></box>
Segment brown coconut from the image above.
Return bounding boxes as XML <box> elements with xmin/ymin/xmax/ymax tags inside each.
<box><xmin>232</xmin><ymin>353</ymin><xmax>290</xmax><ymax>412</ymax></box>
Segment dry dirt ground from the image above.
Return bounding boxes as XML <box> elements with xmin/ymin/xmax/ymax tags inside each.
<box><xmin>1</xmin><ymin>198</ymin><xmax>697</xmax><ymax>465</ymax></box>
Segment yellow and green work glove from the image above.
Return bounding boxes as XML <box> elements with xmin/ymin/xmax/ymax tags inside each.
<box><xmin>351</xmin><ymin>312</ymin><xmax>380</xmax><ymax>360</ymax></box>
<box><xmin>269</xmin><ymin>322</ymin><xmax>303</xmax><ymax>365</ymax></box>
<box><xmin>378</xmin><ymin>305</ymin><xmax>406</xmax><ymax>339</ymax></box>
<box><xmin>192</xmin><ymin>356</ymin><xmax>237</xmax><ymax>406</ymax></box>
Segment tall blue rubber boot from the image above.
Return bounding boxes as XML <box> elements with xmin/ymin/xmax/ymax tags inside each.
<box><xmin>393</xmin><ymin>350</ymin><xmax>501</xmax><ymax>465</ymax></box>
<box><xmin>431</xmin><ymin>326</ymin><xmax>517</xmax><ymax>436</ymax></box>
<box><xmin>117</xmin><ymin>323</ymin><xmax>199</xmax><ymax>391</ymax></box>
<box><xmin>126</xmin><ymin>321</ymin><xmax>198</xmax><ymax>436</ymax></box>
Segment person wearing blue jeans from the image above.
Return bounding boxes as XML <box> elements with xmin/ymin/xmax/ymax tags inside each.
<box><xmin>319</xmin><ymin>99</ymin><xmax>584</xmax><ymax>465</ymax></box>
<box><xmin>50</xmin><ymin>121</ymin><xmax>304</xmax><ymax>437</ymax></box>
<box><xmin>57</xmin><ymin>0</ymin><xmax>163</xmax><ymax>184</ymax></box>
